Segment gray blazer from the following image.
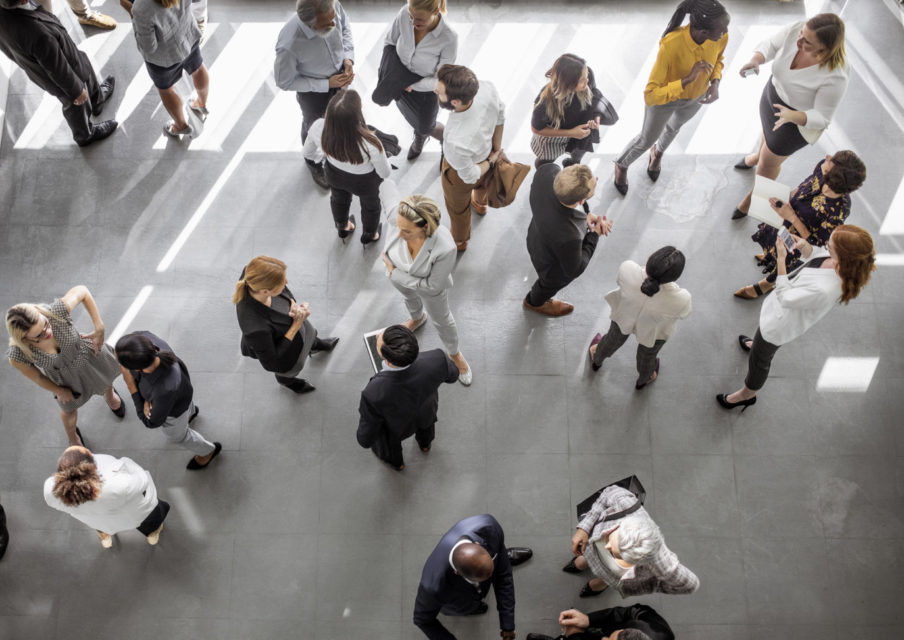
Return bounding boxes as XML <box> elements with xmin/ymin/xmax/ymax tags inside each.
<box><xmin>383</xmin><ymin>224</ymin><xmax>457</xmax><ymax>296</ymax></box>
<box><xmin>131</xmin><ymin>0</ymin><xmax>201</xmax><ymax>67</ymax></box>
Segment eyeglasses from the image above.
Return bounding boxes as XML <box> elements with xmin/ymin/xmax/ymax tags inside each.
<box><xmin>26</xmin><ymin>316</ymin><xmax>49</xmax><ymax>343</ymax></box>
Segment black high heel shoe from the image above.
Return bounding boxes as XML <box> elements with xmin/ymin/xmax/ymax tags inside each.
<box><xmin>361</xmin><ymin>222</ymin><xmax>383</xmax><ymax>247</ymax></box>
<box><xmin>337</xmin><ymin>214</ymin><xmax>356</xmax><ymax>241</ymax></box>
<box><xmin>734</xmin><ymin>157</ymin><xmax>755</xmax><ymax>170</ymax></box>
<box><xmin>737</xmin><ymin>335</ymin><xmax>753</xmax><ymax>352</ymax></box>
<box><xmin>716</xmin><ymin>393</ymin><xmax>757</xmax><ymax>412</ymax></box>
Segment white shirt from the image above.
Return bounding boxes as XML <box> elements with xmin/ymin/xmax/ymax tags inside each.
<box><xmin>756</xmin><ymin>21</ymin><xmax>850</xmax><ymax>143</ymax></box>
<box><xmin>759</xmin><ymin>247</ymin><xmax>841</xmax><ymax>346</ymax></box>
<box><xmin>605</xmin><ymin>260</ymin><xmax>692</xmax><ymax>348</ymax></box>
<box><xmin>383</xmin><ymin>5</ymin><xmax>458</xmax><ymax>92</ymax></box>
<box><xmin>302</xmin><ymin>119</ymin><xmax>392</xmax><ymax>179</ymax></box>
<box><xmin>443</xmin><ymin>81</ymin><xmax>506</xmax><ymax>184</ymax></box>
<box><xmin>44</xmin><ymin>454</ymin><xmax>158</xmax><ymax>534</ymax></box>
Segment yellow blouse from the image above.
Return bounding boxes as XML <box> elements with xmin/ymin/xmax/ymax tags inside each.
<box><xmin>644</xmin><ymin>25</ymin><xmax>727</xmax><ymax>106</ymax></box>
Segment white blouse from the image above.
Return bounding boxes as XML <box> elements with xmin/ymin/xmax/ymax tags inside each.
<box><xmin>302</xmin><ymin>119</ymin><xmax>392</xmax><ymax>179</ymax></box>
<box><xmin>605</xmin><ymin>261</ymin><xmax>692</xmax><ymax>348</ymax></box>
<box><xmin>384</xmin><ymin>5</ymin><xmax>458</xmax><ymax>92</ymax></box>
<box><xmin>443</xmin><ymin>81</ymin><xmax>506</xmax><ymax>184</ymax></box>
<box><xmin>44</xmin><ymin>454</ymin><xmax>158</xmax><ymax>534</ymax></box>
<box><xmin>759</xmin><ymin>247</ymin><xmax>841</xmax><ymax>346</ymax></box>
<box><xmin>756</xmin><ymin>21</ymin><xmax>850</xmax><ymax>143</ymax></box>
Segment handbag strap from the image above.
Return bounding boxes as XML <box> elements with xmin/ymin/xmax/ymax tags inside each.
<box><xmin>601</xmin><ymin>499</ymin><xmax>643</xmax><ymax>523</ymax></box>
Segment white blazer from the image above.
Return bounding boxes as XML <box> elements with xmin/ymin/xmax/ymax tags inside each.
<box><xmin>383</xmin><ymin>220</ymin><xmax>457</xmax><ymax>297</ymax></box>
<box><xmin>759</xmin><ymin>247</ymin><xmax>840</xmax><ymax>346</ymax></box>
<box><xmin>44</xmin><ymin>454</ymin><xmax>158</xmax><ymax>534</ymax></box>
<box><xmin>605</xmin><ymin>260</ymin><xmax>692</xmax><ymax>347</ymax></box>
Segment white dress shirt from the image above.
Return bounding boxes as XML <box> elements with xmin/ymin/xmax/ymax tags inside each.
<box><xmin>383</xmin><ymin>5</ymin><xmax>458</xmax><ymax>92</ymax></box>
<box><xmin>44</xmin><ymin>454</ymin><xmax>158</xmax><ymax>534</ymax></box>
<box><xmin>756</xmin><ymin>21</ymin><xmax>850</xmax><ymax>143</ymax></box>
<box><xmin>274</xmin><ymin>2</ymin><xmax>355</xmax><ymax>93</ymax></box>
<box><xmin>605</xmin><ymin>260</ymin><xmax>692</xmax><ymax>348</ymax></box>
<box><xmin>302</xmin><ymin>118</ymin><xmax>392</xmax><ymax>178</ymax></box>
<box><xmin>442</xmin><ymin>81</ymin><xmax>506</xmax><ymax>184</ymax></box>
<box><xmin>759</xmin><ymin>247</ymin><xmax>841</xmax><ymax>346</ymax></box>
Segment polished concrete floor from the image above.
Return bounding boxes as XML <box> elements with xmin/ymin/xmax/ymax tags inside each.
<box><xmin>1</xmin><ymin>1</ymin><xmax>903</xmax><ymax>638</ymax></box>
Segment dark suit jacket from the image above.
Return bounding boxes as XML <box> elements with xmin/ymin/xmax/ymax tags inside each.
<box><xmin>414</xmin><ymin>514</ymin><xmax>515</xmax><ymax>639</ymax></box>
<box><xmin>526</xmin><ymin>164</ymin><xmax>598</xmax><ymax>285</ymax></box>
<box><xmin>579</xmin><ymin>604</ymin><xmax>674</xmax><ymax>640</ymax></box>
<box><xmin>0</xmin><ymin>6</ymin><xmax>95</xmax><ymax>103</ymax></box>
<box><xmin>357</xmin><ymin>349</ymin><xmax>458</xmax><ymax>447</ymax></box>
<box><xmin>235</xmin><ymin>276</ymin><xmax>310</xmax><ymax>374</ymax></box>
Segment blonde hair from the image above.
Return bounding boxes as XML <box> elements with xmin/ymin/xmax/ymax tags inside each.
<box><xmin>6</xmin><ymin>303</ymin><xmax>62</xmax><ymax>362</ymax></box>
<box><xmin>807</xmin><ymin>13</ymin><xmax>845</xmax><ymax>71</ymax></box>
<box><xmin>232</xmin><ymin>256</ymin><xmax>288</xmax><ymax>304</ymax></box>
<box><xmin>52</xmin><ymin>447</ymin><xmax>102</xmax><ymax>507</ymax></box>
<box><xmin>156</xmin><ymin>0</ymin><xmax>181</xmax><ymax>8</ymax></box>
<box><xmin>397</xmin><ymin>195</ymin><xmax>441</xmax><ymax>237</ymax></box>
<box><xmin>553</xmin><ymin>164</ymin><xmax>595</xmax><ymax>205</ymax></box>
<box><xmin>409</xmin><ymin>0</ymin><xmax>446</xmax><ymax>14</ymax></box>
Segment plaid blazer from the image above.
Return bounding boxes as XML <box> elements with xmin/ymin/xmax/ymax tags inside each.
<box><xmin>577</xmin><ymin>485</ymin><xmax>699</xmax><ymax>597</ymax></box>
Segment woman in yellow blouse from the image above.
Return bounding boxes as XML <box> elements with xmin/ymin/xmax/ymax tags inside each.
<box><xmin>613</xmin><ymin>0</ymin><xmax>729</xmax><ymax>195</ymax></box>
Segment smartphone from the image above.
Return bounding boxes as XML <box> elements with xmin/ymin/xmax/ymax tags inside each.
<box><xmin>774</xmin><ymin>199</ymin><xmax>784</xmax><ymax>208</ymax></box>
<box><xmin>778</xmin><ymin>227</ymin><xmax>796</xmax><ymax>251</ymax></box>
<box><xmin>741</xmin><ymin>67</ymin><xmax>757</xmax><ymax>77</ymax></box>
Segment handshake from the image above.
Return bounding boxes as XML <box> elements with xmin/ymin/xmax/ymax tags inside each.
<box><xmin>586</xmin><ymin>212</ymin><xmax>614</xmax><ymax>237</ymax></box>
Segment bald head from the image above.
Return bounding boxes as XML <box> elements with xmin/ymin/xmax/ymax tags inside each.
<box><xmin>451</xmin><ymin>542</ymin><xmax>494</xmax><ymax>582</ymax></box>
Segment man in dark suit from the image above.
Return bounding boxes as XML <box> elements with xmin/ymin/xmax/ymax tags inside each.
<box><xmin>414</xmin><ymin>514</ymin><xmax>533</xmax><ymax>640</ymax></box>
<box><xmin>526</xmin><ymin>604</ymin><xmax>674</xmax><ymax>640</ymax></box>
<box><xmin>523</xmin><ymin>163</ymin><xmax>612</xmax><ymax>317</ymax></box>
<box><xmin>0</xmin><ymin>0</ymin><xmax>117</xmax><ymax>147</ymax></box>
<box><xmin>357</xmin><ymin>325</ymin><xmax>458</xmax><ymax>471</ymax></box>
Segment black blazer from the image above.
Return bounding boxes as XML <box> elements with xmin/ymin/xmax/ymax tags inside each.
<box><xmin>526</xmin><ymin>164</ymin><xmax>598</xmax><ymax>283</ymax></box>
<box><xmin>584</xmin><ymin>604</ymin><xmax>674</xmax><ymax>640</ymax></box>
<box><xmin>0</xmin><ymin>6</ymin><xmax>96</xmax><ymax>102</ymax></box>
<box><xmin>357</xmin><ymin>349</ymin><xmax>458</xmax><ymax>447</ymax></box>
<box><xmin>414</xmin><ymin>514</ymin><xmax>515</xmax><ymax>639</ymax></box>
<box><xmin>235</xmin><ymin>281</ymin><xmax>305</xmax><ymax>374</ymax></box>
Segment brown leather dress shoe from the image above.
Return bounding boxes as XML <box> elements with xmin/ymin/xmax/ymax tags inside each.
<box><xmin>471</xmin><ymin>193</ymin><xmax>487</xmax><ymax>216</ymax></box>
<box><xmin>523</xmin><ymin>297</ymin><xmax>574</xmax><ymax>317</ymax></box>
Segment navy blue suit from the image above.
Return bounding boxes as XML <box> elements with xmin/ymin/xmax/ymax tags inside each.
<box><xmin>413</xmin><ymin>514</ymin><xmax>515</xmax><ymax>639</ymax></box>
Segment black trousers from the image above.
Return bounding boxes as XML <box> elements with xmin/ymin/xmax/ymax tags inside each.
<box><xmin>136</xmin><ymin>500</ymin><xmax>170</xmax><ymax>536</ymax></box>
<box><xmin>61</xmin><ymin>70</ymin><xmax>102</xmax><ymax>145</ymax></box>
<box><xmin>372</xmin><ymin>423</ymin><xmax>435</xmax><ymax>469</ymax></box>
<box><xmin>296</xmin><ymin>88</ymin><xmax>339</xmax><ymax>143</ymax></box>
<box><xmin>323</xmin><ymin>163</ymin><xmax>383</xmax><ymax>237</ymax></box>
<box><xmin>592</xmin><ymin>321</ymin><xmax>665</xmax><ymax>385</ymax></box>
<box><xmin>395</xmin><ymin>89</ymin><xmax>439</xmax><ymax>136</ymax></box>
<box><xmin>745</xmin><ymin>329</ymin><xmax>781</xmax><ymax>391</ymax></box>
<box><xmin>526</xmin><ymin>271</ymin><xmax>573</xmax><ymax>307</ymax></box>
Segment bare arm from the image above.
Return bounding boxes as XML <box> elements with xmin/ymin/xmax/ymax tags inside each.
<box><xmin>61</xmin><ymin>285</ymin><xmax>105</xmax><ymax>353</ymax></box>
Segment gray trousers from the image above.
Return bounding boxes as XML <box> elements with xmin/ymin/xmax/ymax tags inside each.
<box><xmin>744</xmin><ymin>329</ymin><xmax>781</xmax><ymax>391</ymax></box>
<box><xmin>592</xmin><ymin>321</ymin><xmax>665</xmax><ymax>385</ymax></box>
<box><xmin>390</xmin><ymin>282</ymin><xmax>460</xmax><ymax>354</ymax></box>
<box><xmin>160</xmin><ymin>402</ymin><xmax>215</xmax><ymax>456</ymax></box>
<box><xmin>615</xmin><ymin>99</ymin><xmax>702</xmax><ymax>168</ymax></box>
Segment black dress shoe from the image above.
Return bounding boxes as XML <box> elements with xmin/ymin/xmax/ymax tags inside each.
<box><xmin>77</xmin><ymin>120</ymin><xmax>118</xmax><ymax>147</ymax></box>
<box><xmin>526</xmin><ymin>634</ymin><xmax>555</xmax><ymax>640</ymax></box>
<box><xmin>187</xmin><ymin>442</ymin><xmax>222</xmax><ymax>470</ymax></box>
<box><xmin>281</xmin><ymin>378</ymin><xmax>316</xmax><ymax>394</ymax></box>
<box><xmin>562</xmin><ymin>557</ymin><xmax>581</xmax><ymax>573</ymax></box>
<box><xmin>0</xmin><ymin>503</ymin><xmax>9</xmax><ymax>560</ymax></box>
<box><xmin>312</xmin><ymin>337</ymin><xmax>339</xmax><ymax>353</ymax></box>
<box><xmin>579</xmin><ymin>581</ymin><xmax>607</xmax><ymax>598</ymax></box>
<box><xmin>92</xmin><ymin>75</ymin><xmax>116</xmax><ymax>116</ymax></box>
<box><xmin>465</xmin><ymin>601</ymin><xmax>488</xmax><ymax>616</ymax></box>
<box><xmin>308</xmin><ymin>162</ymin><xmax>330</xmax><ymax>189</ymax></box>
<box><xmin>731</xmin><ymin>208</ymin><xmax>748</xmax><ymax>220</ymax></box>
<box><xmin>189</xmin><ymin>405</ymin><xmax>200</xmax><ymax>424</ymax></box>
<box><xmin>507</xmin><ymin>546</ymin><xmax>533</xmax><ymax>566</ymax></box>
<box><xmin>407</xmin><ymin>133</ymin><xmax>428</xmax><ymax>160</ymax></box>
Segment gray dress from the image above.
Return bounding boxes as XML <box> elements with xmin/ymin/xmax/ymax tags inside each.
<box><xmin>7</xmin><ymin>298</ymin><xmax>120</xmax><ymax>412</ymax></box>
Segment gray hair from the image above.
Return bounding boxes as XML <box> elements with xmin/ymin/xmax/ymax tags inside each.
<box><xmin>296</xmin><ymin>0</ymin><xmax>334</xmax><ymax>28</ymax></box>
<box><xmin>619</xmin><ymin>630</ymin><xmax>652</xmax><ymax>640</ymax></box>
<box><xmin>615</xmin><ymin>515</ymin><xmax>663</xmax><ymax>565</ymax></box>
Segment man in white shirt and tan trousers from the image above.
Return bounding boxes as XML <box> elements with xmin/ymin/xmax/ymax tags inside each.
<box><xmin>435</xmin><ymin>64</ymin><xmax>505</xmax><ymax>252</ymax></box>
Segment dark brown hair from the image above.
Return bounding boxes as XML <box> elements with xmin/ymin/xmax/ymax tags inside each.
<box><xmin>437</xmin><ymin>64</ymin><xmax>479</xmax><ymax>104</ymax></box>
<box><xmin>824</xmin><ymin>150</ymin><xmax>865</xmax><ymax>195</ymax></box>
<box><xmin>52</xmin><ymin>447</ymin><xmax>102</xmax><ymax>507</ymax></box>
<box><xmin>321</xmin><ymin>89</ymin><xmax>383</xmax><ymax>165</ymax></box>
<box><xmin>536</xmin><ymin>53</ymin><xmax>591</xmax><ymax>129</ymax></box>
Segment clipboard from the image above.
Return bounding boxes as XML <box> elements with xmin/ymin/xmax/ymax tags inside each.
<box><xmin>363</xmin><ymin>329</ymin><xmax>384</xmax><ymax>374</ymax></box>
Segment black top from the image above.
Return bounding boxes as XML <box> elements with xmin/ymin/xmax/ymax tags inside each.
<box><xmin>585</xmin><ymin>604</ymin><xmax>674</xmax><ymax>640</ymax></box>
<box><xmin>128</xmin><ymin>331</ymin><xmax>193</xmax><ymax>428</ymax></box>
<box><xmin>0</xmin><ymin>6</ymin><xmax>95</xmax><ymax>102</ymax></box>
<box><xmin>526</xmin><ymin>163</ymin><xmax>598</xmax><ymax>282</ymax></box>
<box><xmin>235</xmin><ymin>277</ymin><xmax>305</xmax><ymax>374</ymax></box>
<box><xmin>357</xmin><ymin>349</ymin><xmax>459</xmax><ymax>448</ymax></box>
<box><xmin>414</xmin><ymin>514</ymin><xmax>515</xmax><ymax>638</ymax></box>
<box><xmin>530</xmin><ymin>67</ymin><xmax>599</xmax><ymax>131</ymax></box>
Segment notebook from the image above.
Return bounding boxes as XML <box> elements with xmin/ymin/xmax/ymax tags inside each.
<box><xmin>748</xmin><ymin>175</ymin><xmax>791</xmax><ymax>228</ymax></box>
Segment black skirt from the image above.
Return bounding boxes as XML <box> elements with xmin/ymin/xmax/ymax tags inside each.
<box><xmin>759</xmin><ymin>76</ymin><xmax>808</xmax><ymax>156</ymax></box>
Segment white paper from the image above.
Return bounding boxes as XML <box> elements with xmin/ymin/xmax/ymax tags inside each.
<box><xmin>748</xmin><ymin>175</ymin><xmax>791</xmax><ymax>228</ymax></box>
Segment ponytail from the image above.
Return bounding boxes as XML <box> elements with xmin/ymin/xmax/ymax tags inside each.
<box><xmin>52</xmin><ymin>448</ymin><xmax>101</xmax><ymax>507</ymax></box>
<box><xmin>640</xmin><ymin>277</ymin><xmax>662</xmax><ymax>297</ymax></box>
<box><xmin>232</xmin><ymin>279</ymin><xmax>249</xmax><ymax>305</ymax></box>
<box><xmin>641</xmin><ymin>246</ymin><xmax>686</xmax><ymax>297</ymax></box>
